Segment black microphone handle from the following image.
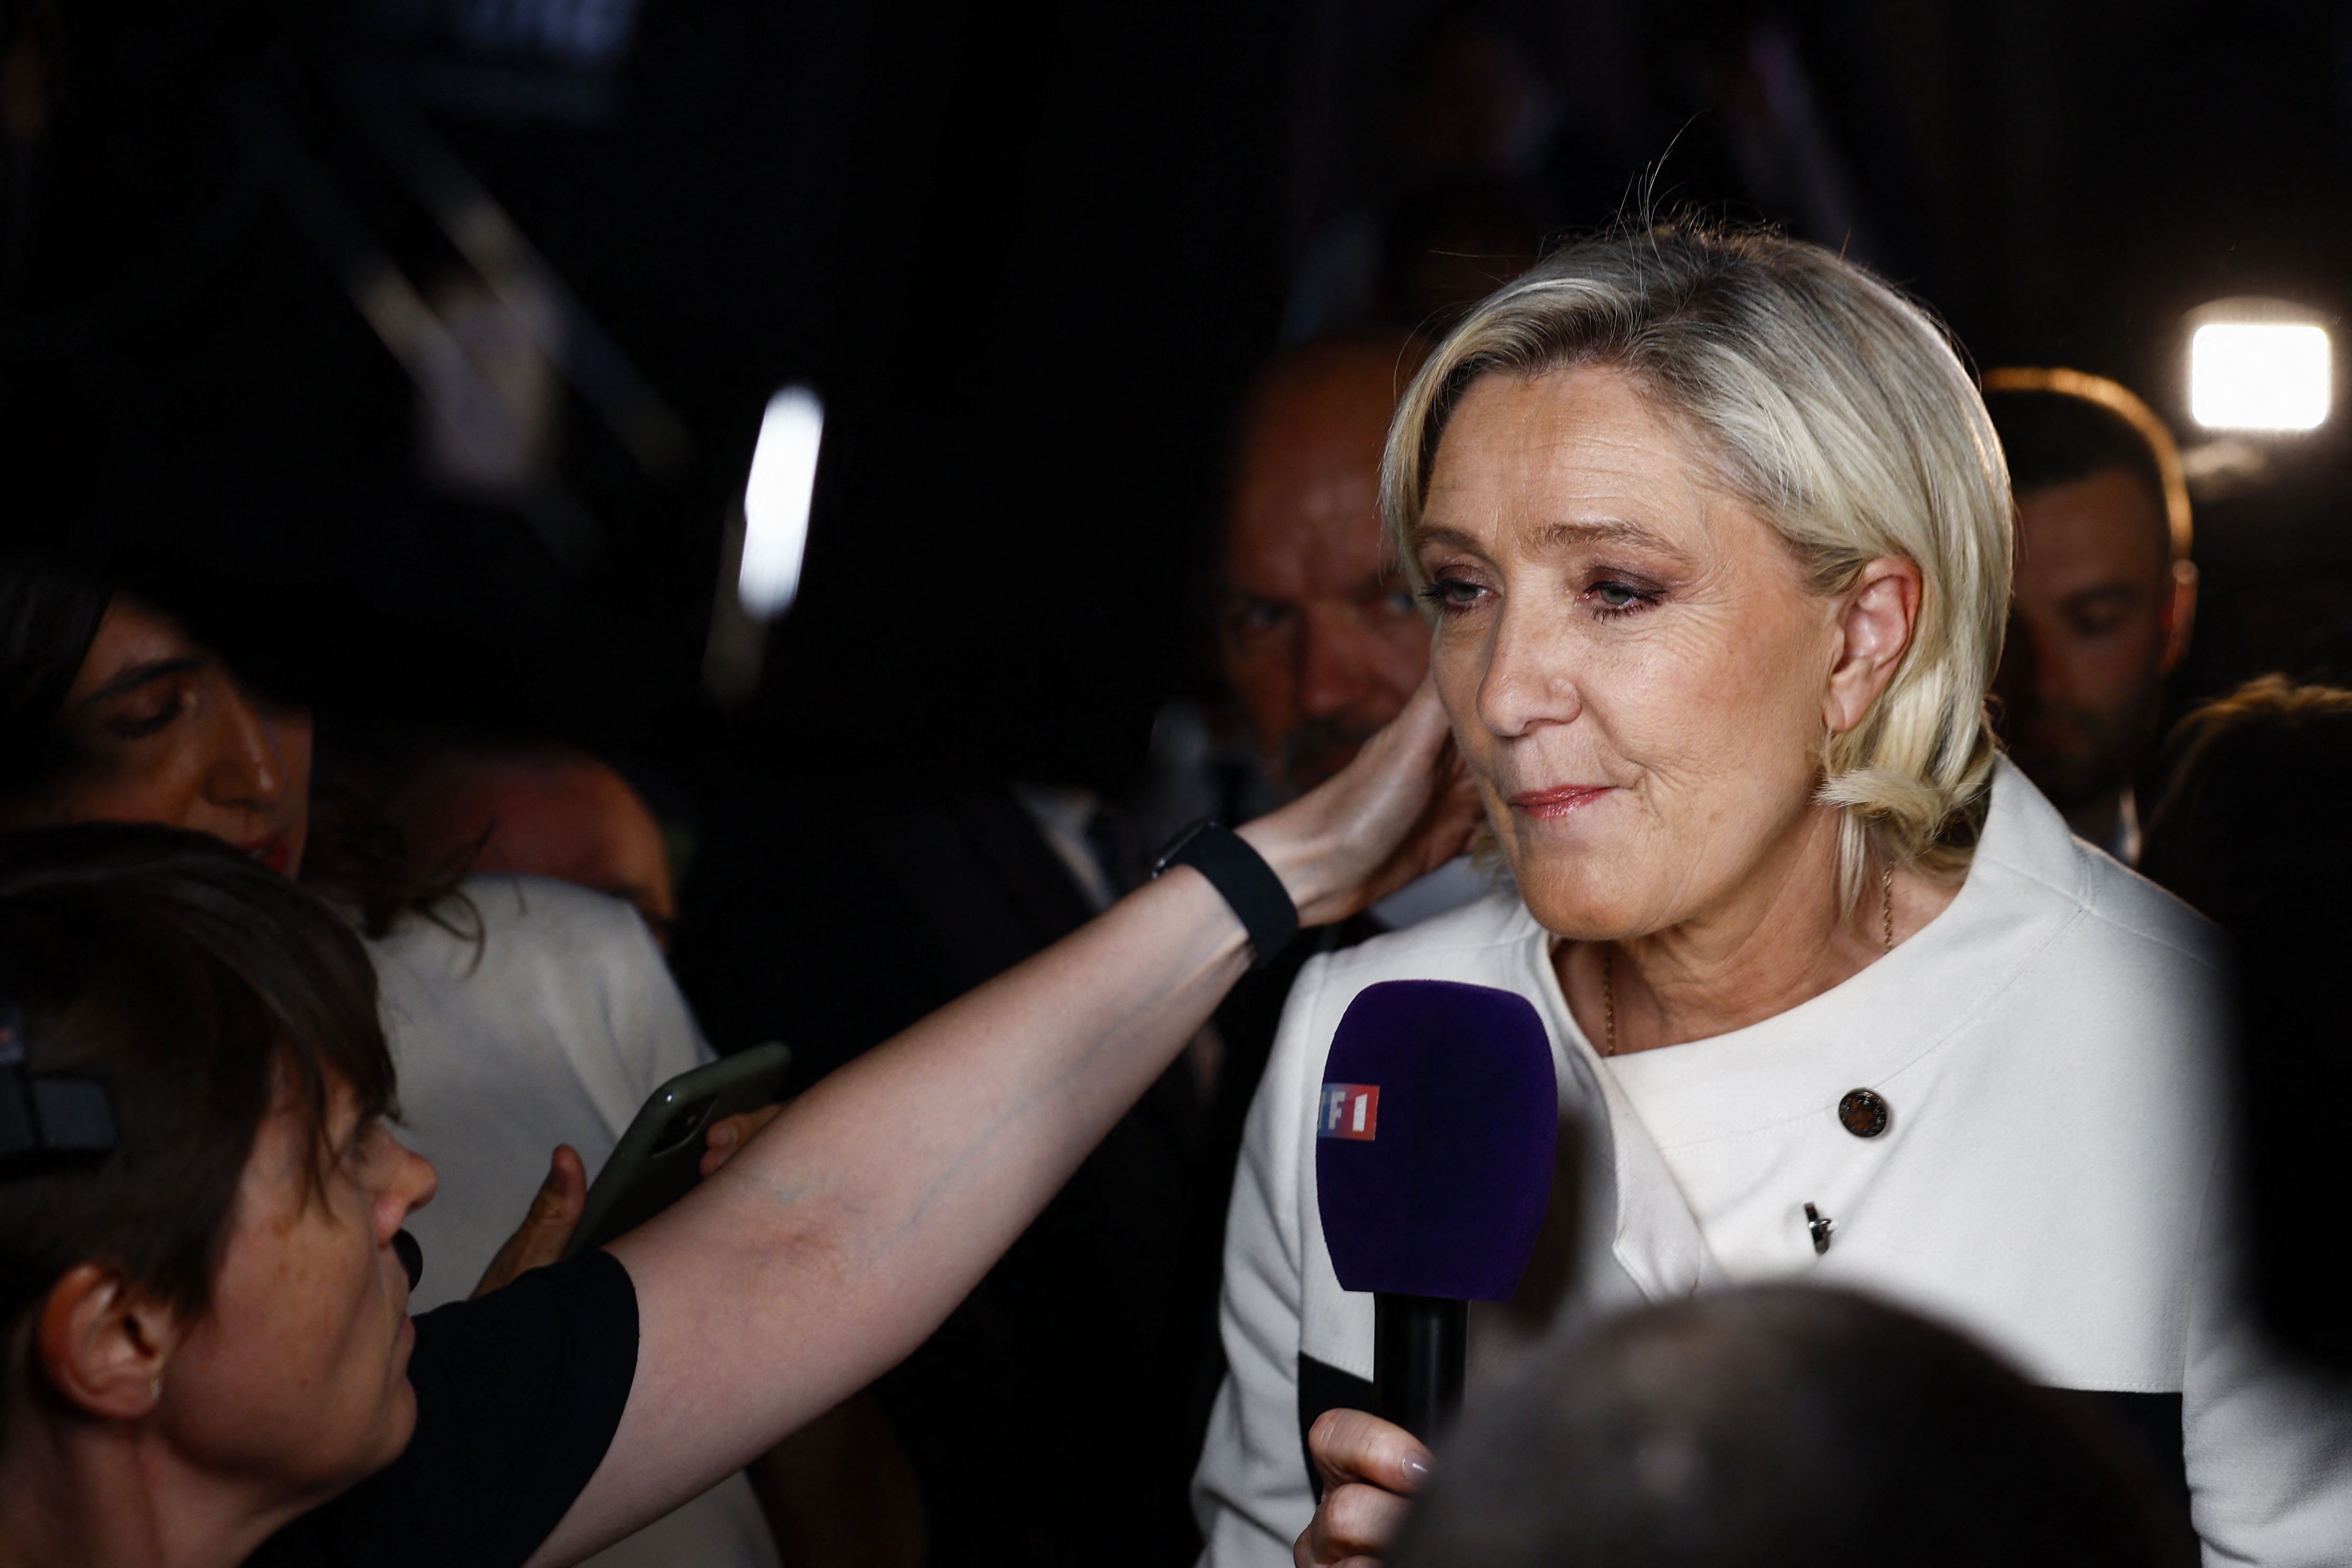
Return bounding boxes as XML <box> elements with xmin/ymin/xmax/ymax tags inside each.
<box><xmin>1373</xmin><ymin>1292</ymin><xmax>1466</xmax><ymax>1441</ymax></box>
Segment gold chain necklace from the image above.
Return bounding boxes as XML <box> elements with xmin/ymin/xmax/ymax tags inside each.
<box><xmin>1601</xmin><ymin>865</ymin><xmax>1895</xmax><ymax>1057</ymax></box>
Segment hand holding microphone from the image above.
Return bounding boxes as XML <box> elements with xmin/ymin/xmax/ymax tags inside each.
<box><xmin>1296</xmin><ymin>1408</ymin><xmax>1433</xmax><ymax>1568</ymax></box>
<box><xmin>1300</xmin><ymin>979</ymin><xmax>1558</xmax><ymax>1568</ymax></box>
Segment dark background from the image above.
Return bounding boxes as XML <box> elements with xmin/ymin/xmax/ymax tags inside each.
<box><xmin>7</xmin><ymin>0</ymin><xmax>2352</xmax><ymax>815</ymax></box>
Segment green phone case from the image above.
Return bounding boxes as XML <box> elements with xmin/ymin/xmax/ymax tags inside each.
<box><xmin>563</xmin><ymin>1040</ymin><xmax>793</xmax><ymax>1258</ymax></box>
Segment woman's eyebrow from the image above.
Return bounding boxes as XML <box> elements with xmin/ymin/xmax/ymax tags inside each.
<box><xmin>1526</xmin><ymin>519</ymin><xmax>1690</xmax><ymax>560</ymax></box>
<box><xmin>1404</xmin><ymin>522</ymin><xmax>1486</xmax><ymax>556</ymax></box>
<box><xmin>72</xmin><ymin>656</ymin><xmax>203</xmax><ymax>709</ymax></box>
<box><xmin>1408</xmin><ymin>518</ymin><xmax>1694</xmax><ymax>564</ymax></box>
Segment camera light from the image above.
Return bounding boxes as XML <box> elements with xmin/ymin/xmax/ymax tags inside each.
<box><xmin>739</xmin><ymin>384</ymin><xmax>824</xmax><ymax>620</ymax></box>
<box><xmin>2188</xmin><ymin>310</ymin><xmax>2329</xmax><ymax>433</ymax></box>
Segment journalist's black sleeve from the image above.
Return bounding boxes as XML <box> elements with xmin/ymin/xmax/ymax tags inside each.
<box><xmin>247</xmin><ymin>1248</ymin><xmax>638</xmax><ymax>1568</ymax></box>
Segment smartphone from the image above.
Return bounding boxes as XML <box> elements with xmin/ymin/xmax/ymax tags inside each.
<box><xmin>563</xmin><ymin>1040</ymin><xmax>793</xmax><ymax>1258</ymax></box>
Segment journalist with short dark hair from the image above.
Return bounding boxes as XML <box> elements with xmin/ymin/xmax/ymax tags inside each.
<box><xmin>0</xmin><ymin>681</ymin><xmax>1474</xmax><ymax>1564</ymax></box>
<box><xmin>1191</xmin><ymin>224</ymin><xmax>2352</xmax><ymax>1568</ymax></box>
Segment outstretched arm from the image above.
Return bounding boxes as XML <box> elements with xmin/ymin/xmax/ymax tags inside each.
<box><xmin>531</xmin><ymin>678</ymin><xmax>1474</xmax><ymax>1566</ymax></box>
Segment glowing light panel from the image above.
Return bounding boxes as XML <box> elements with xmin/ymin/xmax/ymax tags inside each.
<box><xmin>2190</xmin><ymin>322</ymin><xmax>2330</xmax><ymax>432</ymax></box>
<box><xmin>739</xmin><ymin>385</ymin><xmax>824</xmax><ymax>619</ymax></box>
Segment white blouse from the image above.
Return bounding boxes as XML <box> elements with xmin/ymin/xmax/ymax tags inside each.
<box><xmin>1191</xmin><ymin>759</ymin><xmax>2352</xmax><ymax>1567</ymax></box>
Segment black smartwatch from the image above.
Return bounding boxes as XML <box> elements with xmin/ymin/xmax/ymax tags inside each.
<box><xmin>1150</xmin><ymin>819</ymin><xmax>1299</xmax><ymax>968</ymax></box>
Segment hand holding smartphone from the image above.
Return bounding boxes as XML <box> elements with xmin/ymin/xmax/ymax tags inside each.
<box><xmin>564</xmin><ymin>1041</ymin><xmax>793</xmax><ymax>1258</ymax></box>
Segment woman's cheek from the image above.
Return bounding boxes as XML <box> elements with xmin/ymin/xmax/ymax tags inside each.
<box><xmin>1427</xmin><ymin>633</ymin><xmax>1488</xmax><ymax>738</ymax></box>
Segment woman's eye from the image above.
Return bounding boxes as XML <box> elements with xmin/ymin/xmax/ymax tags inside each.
<box><xmin>1587</xmin><ymin>580</ymin><xmax>1659</xmax><ymax>614</ymax></box>
<box><xmin>104</xmin><ymin>693</ymin><xmax>187</xmax><ymax>741</ymax></box>
<box><xmin>346</xmin><ymin>1116</ymin><xmax>393</xmax><ymax>1175</ymax></box>
<box><xmin>1418</xmin><ymin>577</ymin><xmax>1486</xmax><ymax>611</ymax></box>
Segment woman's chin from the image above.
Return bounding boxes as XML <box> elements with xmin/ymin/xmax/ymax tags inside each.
<box><xmin>1515</xmin><ymin>878</ymin><xmax>1649</xmax><ymax>944</ymax></box>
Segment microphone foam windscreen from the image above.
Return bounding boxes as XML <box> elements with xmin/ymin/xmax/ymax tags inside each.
<box><xmin>1316</xmin><ymin>979</ymin><xmax>1557</xmax><ymax>1300</ymax></box>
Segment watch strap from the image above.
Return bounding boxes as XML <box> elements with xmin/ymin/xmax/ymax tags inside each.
<box><xmin>1151</xmin><ymin>820</ymin><xmax>1299</xmax><ymax>968</ymax></box>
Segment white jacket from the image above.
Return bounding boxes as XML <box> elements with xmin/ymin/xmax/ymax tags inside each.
<box><xmin>1192</xmin><ymin>760</ymin><xmax>2352</xmax><ymax>1567</ymax></box>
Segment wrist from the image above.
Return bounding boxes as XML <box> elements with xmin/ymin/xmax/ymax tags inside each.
<box><xmin>1235</xmin><ymin>805</ymin><xmax>1347</xmax><ymax>927</ymax></box>
<box><xmin>1152</xmin><ymin>819</ymin><xmax>1301</xmax><ymax>966</ymax></box>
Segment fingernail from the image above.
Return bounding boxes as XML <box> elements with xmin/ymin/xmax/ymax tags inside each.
<box><xmin>1401</xmin><ymin>1449</ymin><xmax>1433</xmax><ymax>1486</ymax></box>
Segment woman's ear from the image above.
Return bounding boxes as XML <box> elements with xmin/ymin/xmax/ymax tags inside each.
<box><xmin>35</xmin><ymin>1263</ymin><xmax>181</xmax><ymax>1421</ymax></box>
<box><xmin>1825</xmin><ymin>557</ymin><xmax>1923</xmax><ymax>735</ymax></box>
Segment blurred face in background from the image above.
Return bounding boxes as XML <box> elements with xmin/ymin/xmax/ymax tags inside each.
<box><xmin>0</xmin><ymin>596</ymin><xmax>314</xmax><ymax>873</ymax></box>
<box><xmin>1220</xmin><ymin>339</ymin><xmax>1431</xmax><ymax>793</ymax></box>
<box><xmin>1995</xmin><ymin>467</ymin><xmax>2192</xmax><ymax>815</ymax></box>
<box><xmin>393</xmin><ymin>749</ymin><xmax>678</xmax><ymax>944</ymax></box>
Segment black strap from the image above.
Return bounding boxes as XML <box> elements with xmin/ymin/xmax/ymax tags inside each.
<box><xmin>1152</xmin><ymin>819</ymin><xmax>1299</xmax><ymax>969</ymax></box>
<box><xmin>0</xmin><ymin>1005</ymin><xmax>114</xmax><ymax>1173</ymax></box>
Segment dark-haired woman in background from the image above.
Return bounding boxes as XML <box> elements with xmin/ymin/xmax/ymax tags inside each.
<box><xmin>0</xmin><ymin>559</ymin><xmax>778</xmax><ymax>1568</ymax></box>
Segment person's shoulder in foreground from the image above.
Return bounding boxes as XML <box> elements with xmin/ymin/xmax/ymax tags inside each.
<box><xmin>250</xmin><ymin>1251</ymin><xmax>639</xmax><ymax>1568</ymax></box>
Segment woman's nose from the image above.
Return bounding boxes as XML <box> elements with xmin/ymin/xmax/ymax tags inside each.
<box><xmin>202</xmin><ymin>686</ymin><xmax>291</xmax><ymax>809</ymax></box>
<box><xmin>1474</xmin><ymin>606</ymin><xmax>1580</xmax><ymax>737</ymax></box>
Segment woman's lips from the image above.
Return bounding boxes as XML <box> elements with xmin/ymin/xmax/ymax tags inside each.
<box><xmin>243</xmin><ymin>834</ymin><xmax>292</xmax><ymax>875</ymax></box>
<box><xmin>1507</xmin><ymin>785</ymin><xmax>1615</xmax><ymax>821</ymax></box>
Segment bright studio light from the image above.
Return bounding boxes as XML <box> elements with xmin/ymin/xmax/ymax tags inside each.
<box><xmin>739</xmin><ymin>384</ymin><xmax>824</xmax><ymax>619</ymax></box>
<box><xmin>2188</xmin><ymin>305</ymin><xmax>2330</xmax><ymax>432</ymax></box>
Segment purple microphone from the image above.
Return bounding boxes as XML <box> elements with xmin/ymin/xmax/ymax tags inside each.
<box><xmin>1316</xmin><ymin>979</ymin><xmax>1557</xmax><ymax>1439</ymax></box>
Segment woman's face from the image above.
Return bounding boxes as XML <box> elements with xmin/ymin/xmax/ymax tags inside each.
<box><xmin>1411</xmin><ymin>366</ymin><xmax>1853</xmax><ymax>941</ymax></box>
<box><xmin>159</xmin><ymin>1075</ymin><xmax>437</xmax><ymax>1506</ymax></box>
<box><xmin>6</xmin><ymin>596</ymin><xmax>314</xmax><ymax>874</ymax></box>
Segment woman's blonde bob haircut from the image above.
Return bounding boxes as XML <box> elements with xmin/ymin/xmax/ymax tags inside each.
<box><xmin>1382</xmin><ymin>223</ymin><xmax>2013</xmax><ymax>893</ymax></box>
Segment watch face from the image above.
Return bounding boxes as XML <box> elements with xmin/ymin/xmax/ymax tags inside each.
<box><xmin>1152</xmin><ymin>818</ymin><xmax>1217</xmax><ymax>878</ymax></box>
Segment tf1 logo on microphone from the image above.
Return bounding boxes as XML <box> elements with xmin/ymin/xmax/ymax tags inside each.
<box><xmin>1318</xmin><ymin>1082</ymin><xmax>1380</xmax><ymax>1141</ymax></box>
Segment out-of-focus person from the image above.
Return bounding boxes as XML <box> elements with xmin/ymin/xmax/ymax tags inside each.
<box><xmin>1219</xmin><ymin>332</ymin><xmax>1435</xmax><ymax>798</ymax></box>
<box><xmin>2141</xmin><ymin>676</ymin><xmax>2352</xmax><ymax>1374</ymax></box>
<box><xmin>1191</xmin><ymin>224</ymin><xmax>2351</xmax><ymax>1568</ymax></box>
<box><xmin>1983</xmin><ymin>367</ymin><xmax>2196</xmax><ymax>864</ymax></box>
<box><xmin>1155</xmin><ymin>330</ymin><xmax>1483</xmax><ymax>934</ymax></box>
<box><xmin>389</xmin><ymin>743</ymin><xmax>678</xmax><ymax>948</ymax></box>
<box><xmin>1382</xmin><ymin>1287</ymin><xmax>2188</xmax><ymax>1568</ymax></box>
<box><xmin>1129</xmin><ymin>335</ymin><xmax>1495</xmax><ymax>1436</ymax></box>
<box><xmin>0</xmin><ymin>558</ymin><xmax>781</xmax><ymax>1568</ymax></box>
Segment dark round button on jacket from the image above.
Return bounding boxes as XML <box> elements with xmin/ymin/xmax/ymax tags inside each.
<box><xmin>1838</xmin><ymin>1088</ymin><xmax>1890</xmax><ymax>1139</ymax></box>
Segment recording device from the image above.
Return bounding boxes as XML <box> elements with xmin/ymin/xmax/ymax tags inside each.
<box><xmin>1316</xmin><ymin>981</ymin><xmax>1556</xmax><ymax>1439</ymax></box>
<box><xmin>563</xmin><ymin>1041</ymin><xmax>793</xmax><ymax>1258</ymax></box>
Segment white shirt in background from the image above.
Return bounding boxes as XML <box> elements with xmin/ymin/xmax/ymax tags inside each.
<box><xmin>370</xmin><ymin>873</ymin><xmax>779</xmax><ymax>1568</ymax></box>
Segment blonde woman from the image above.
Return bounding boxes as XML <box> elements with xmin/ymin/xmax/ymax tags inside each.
<box><xmin>1191</xmin><ymin>225</ymin><xmax>2352</xmax><ymax>1567</ymax></box>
